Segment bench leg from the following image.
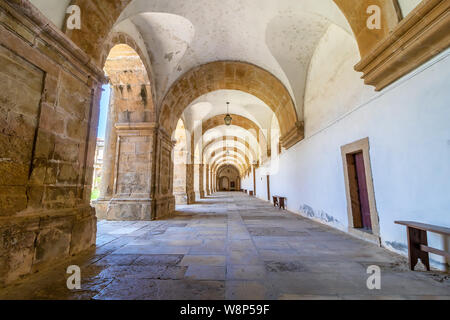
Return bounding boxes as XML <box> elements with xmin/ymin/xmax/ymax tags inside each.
<box><xmin>279</xmin><ymin>198</ymin><xmax>285</xmax><ymax>210</ymax></box>
<box><xmin>407</xmin><ymin>227</ymin><xmax>430</xmax><ymax>271</ymax></box>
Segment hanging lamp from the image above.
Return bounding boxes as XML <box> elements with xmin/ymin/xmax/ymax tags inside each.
<box><xmin>224</xmin><ymin>102</ymin><xmax>232</xmax><ymax>126</ymax></box>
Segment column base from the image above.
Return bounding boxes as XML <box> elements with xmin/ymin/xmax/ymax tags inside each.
<box><xmin>94</xmin><ymin>198</ymin><xmax>152</xmax><ymax>220</ymax></box>
<box><xmin>153</xmin><ymin>195</ymin><xmax>175</xmax><ymax>220</ymax></box>
<box><xmin>174</xmin><ymin>192</ymin><xmax>189</xmax><ymax>205</ymax></box>
<box><xmin>94</xmin><ymin>196</ymin><xmax>175</xmax><ymax>220</ymax></box>
<box><xmin>186</xmin><ymin>191</ymin><xmax>196</xmax><ymax>204</ymax></box>
<box><xmin>194</xmin><ymin>192</ymin><xmax>202</xmax><ymax>201</ymax></box>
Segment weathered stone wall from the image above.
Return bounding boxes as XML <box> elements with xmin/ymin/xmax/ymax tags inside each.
<box><xmin>0</xmin><ymin>1</ymin><xmax>103</xmax><ymax>286</ymax></box>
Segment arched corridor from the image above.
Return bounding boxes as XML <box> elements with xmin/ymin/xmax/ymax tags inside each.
<box><xmin>1</xmin><ymin>192</ymin><xmax>448</xmax><ymax>299</ymax></box>
<box><xmin>0</xmin><ymin>0</ymin><xmax>449</xmax><ymax>301</ymax></box>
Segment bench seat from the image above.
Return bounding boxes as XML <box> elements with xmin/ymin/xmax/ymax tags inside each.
<box><xmin>272</xmin><ymin>195</ymin><xmax>287</xmax><ymax>210</ymax></box>
<box><xmin>395</xmin><ymin>220</ymin><xmax>450</xmax><ymax>272</ymax></box>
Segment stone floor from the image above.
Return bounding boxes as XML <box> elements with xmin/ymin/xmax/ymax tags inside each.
<box><xmin>1</xmin><ymin>192</ymin><xmax>449</xmax><ymax>300</ymax></box>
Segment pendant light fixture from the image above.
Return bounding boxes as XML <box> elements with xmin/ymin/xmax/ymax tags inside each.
<box><xmin>224</xmin><ymin>102</ymin><xmax>232</xmax><ymax>126</ymax></box>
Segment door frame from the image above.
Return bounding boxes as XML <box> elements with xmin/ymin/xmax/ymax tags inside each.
<box><xmin>341</xmin><ymin>137</ymin><xmax>380</xmax><ymax>245</ymax></box>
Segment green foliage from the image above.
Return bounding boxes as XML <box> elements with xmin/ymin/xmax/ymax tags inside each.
<box><xmin>91</xmin><ymin>188</ymin><xmax>100</xmax><ymax>200</ymax></box>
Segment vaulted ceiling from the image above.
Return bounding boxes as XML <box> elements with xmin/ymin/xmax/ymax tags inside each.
<box><xmin>29</xmin><ymin>0</ymin><xmax>406</xmax><ymax>175</ymax></box>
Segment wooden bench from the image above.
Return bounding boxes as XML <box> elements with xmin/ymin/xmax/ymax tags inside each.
<box><xmin>395</xmin><ymin>221</ymin><xmax>450</xmax><ymax>271</ymax></box>
<box><xmin>272</xmin><ymin>195</ymin><xmax>287</xmax><ymax>210</ymax></box>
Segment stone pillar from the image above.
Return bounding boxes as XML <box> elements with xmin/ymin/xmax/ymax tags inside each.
<box><xmin>173</xmin><ymin>159</ymin><xmax>188</xmax><ymax>204</ymax></box>
<box><xmin>102</xmin><ymin>122</ymin><xmax>156</xmax><ymax>220</ymax></box>
<box><xmin>253</xmin><ymin>165</ymin><xmax>256</xmax><ymax>195</ymax></box>
<box><xmin>185</xmin><ymin>163</ymin><xmax>196</xmax><ymax>204</ymax></box>
<box><xmin>172</xmin><ymin>119</ymin><xmax>190</xmax><ymax>205</ymax></box>
<box><xmin>211</xmin><ymin>169</ymin><xmax>214</xmax><ymax>193</ymax></box>
<box><xmin>173</xmin><ymin>146</ymin><xmax>188</xmax><ymax>205</ymax></box>
<box><xmin>152</xmin><ymin>129</ymin><xmax>176</xmax><ymax>219</ymax></box>
<box><xmin>95</xmin><ymin>123</ymin><xmax>177</xmax><ymax>220</ymax></box>
<box><xmin>205</xmin><ymin>164</ymin><xmax>210</xmax><ymax>195</ymax></box>
<box><xmin>210</xmin><ymin>168</ymin><xmax>214</xmax><ymax>194</ymax></box>
<box><xmin>199</xmin><ymin>163</ymin><xmax>205</xmax><ymax>198</ymax></box>
<box><xmin>193</xmin><ymin>163</ymin><xmax>202</xmax><ymax>200</ymax></box>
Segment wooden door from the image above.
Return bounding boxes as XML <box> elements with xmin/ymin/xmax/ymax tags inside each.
<box><xmin>354</xmin><ymin>152</ymin><xmax>372</xmax><ymax>230</ymax></box>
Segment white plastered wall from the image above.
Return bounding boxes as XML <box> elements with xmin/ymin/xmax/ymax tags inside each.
<box><xmin>242</xmin><ymin>36</ymin><xmax>450</xmax><ymax>270</ymax></box>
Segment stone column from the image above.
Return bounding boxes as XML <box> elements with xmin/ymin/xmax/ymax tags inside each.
<box><xmin>211</xmin><ymin>169</ymin><xmax>214</xmax><ymax>193</ymax></box>
<box><xmin>193</xmin><ymin>163</ymin><xmax>202</xmax><ymax>200</ymax></box>
<box><xmin>104</xmin><ymin>122</ymin><xmax>156</xmax><ymax>220</ymax></box>
<box><xmin>210</xmin><ymin>168</ymin><xmax>213</xmax><ymax>194</ymax></box>
<box><xmin>173</xmin><ymin>147</ymin><xmax>188</xmax><ymax>205</ymax></box>
<box><xmin>253</xmin><ymin>165</ymin><xmax>256</xmax><ymax>195</ymax></box>
<box><xmin>101</xmin><ymin>124</ymin><xmax>177</xmax><ymax>220</ymax></box>
<box><xmin>199</xmin><ymin>163</ymin><xmax>205</xmax><ymax>198</ymax></box>
<box><xmin>205</xmin><ymin>164</ymin><xmax>210</xmax><ymax>195</ymax></box>
<box><xmin>185</xmin><ymin>163</ymin><xmax>196</xmax><ymax>204</ymax></box>
<box><xmin>152</xmin><ymin>128</ymin><xmax>176</xmax><ymax>219</ymax></box>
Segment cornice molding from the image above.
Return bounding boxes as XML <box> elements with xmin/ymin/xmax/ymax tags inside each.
<box><xmin>355</xmin><ymin>0</ymin><xmax>450</xmax><ymax>91</ymax></box>
<box><xmin>115</xmin><ymin>122</ymin><xmax>158</xmax><ymax>131</ymax></box>
<box><xmin>279</xmin><ymin>121</ymin><xmax>304</xmax><ymax>150</ymax></box>
<box><xmin>2</xmin><ymin>0</ymin><xmax>105</xmax><ymax>82</ymax></box>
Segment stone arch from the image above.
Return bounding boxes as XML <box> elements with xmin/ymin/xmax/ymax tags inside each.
<box><xmin>159</xmin><ymin>61</ymin><xmax>301</xmax><ymax>149</ymax></box>
<box><xmin>208</xmin><ymin>149</ymin><xmax>250</xmax><ymax>170</ymax></box>
<box><xmin>64</xmin><ymin>0</ymin><xmax>132</xmax><ymax>63</ymax></box>
<box><xmin>333</xmin><ymin>0</ymin><xmax>400</xmax><ymax>58</ymax></box>
<box><xmin>103</xmin><ymin>43</ymin><xmax>155</xmax><ymax>122</ymax></box>
<box><xmin>206</xmin><ymin>147</ymin><xmax>251</xmax><ymax>168</ymax></box>
<box><xmin>199</xmin><ymin>114</ymin><xmax>269</xmax><ymax>156</ymax></box>
<box><xmin>217</xmin><ymin>163</ymin><xmax>240</xmax><ymax>174</ymax></box>
<box><xmin>64</xmin><ymin>0</ymin><xmax>400</xmax><ymax>69</ymax></box>
<box><xmin>212</xmin><ymin>158</ymin><xmax>245</xmax><ymax>174</ymax></box>
<box><xmin>203</xmin><ymin>136</ymin><xmax>258</xmax><ymax>162</ymax></box>
<box><xmin>217</xmin><ymin>164</ymin><xmax>241</xmax><ymax>190</ymax></box>
<box><xmin>213</xmin><ymin>159</ymin><xmax>244</xmax><ymax>172</ymax></box>
<box><xmin>101</xmin><ymin>32</ymin><xmax>155</xmax><ymax>95</ymax></box>
<box><xmin>218</xmin><ymin>176</ymin><xmax>230</xmax><ymax>191</ymax></box>
<box><xmin>200</xmin><ymin>126</ymin><xmax>262</xmax><ymax>164</ymax></box>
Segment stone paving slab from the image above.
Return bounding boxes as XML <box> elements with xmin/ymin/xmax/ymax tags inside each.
<box><xmin>0</xmin><ymin>192</ymin><xmax>448</xmax><ymax>300</ymax></box>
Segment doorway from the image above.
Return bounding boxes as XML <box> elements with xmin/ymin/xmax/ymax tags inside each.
<box><xmin>341</xmin><ymin>138</ymin><xmax>380</xmax><ymax>244</ymax></box>
<box><xmin>346</xmin><ymin>152</ymin><xmax>372</xmax><ymax>230</ymax></box>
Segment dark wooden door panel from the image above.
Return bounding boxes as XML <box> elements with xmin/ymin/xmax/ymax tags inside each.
<box><xmin>354</xmin><ymin>152</ymin><xmax>372</xmax><ymax>230</ymax></box>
